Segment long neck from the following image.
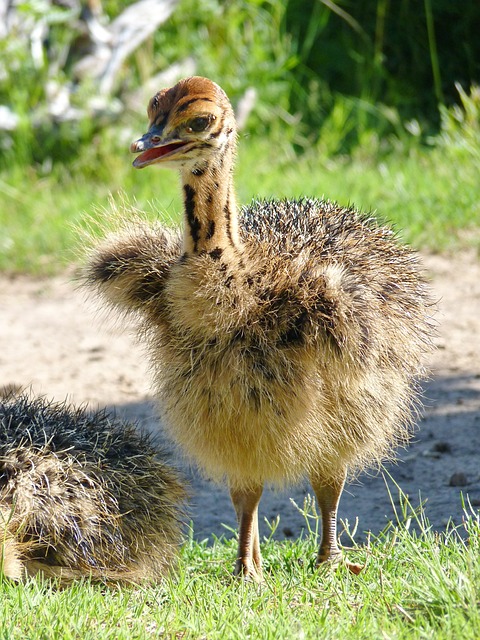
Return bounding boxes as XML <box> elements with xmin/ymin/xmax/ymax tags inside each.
<box><xmin>180</xmin><ymin>140</ymin><xmax>242</xmax><ymax>255</ymax></box>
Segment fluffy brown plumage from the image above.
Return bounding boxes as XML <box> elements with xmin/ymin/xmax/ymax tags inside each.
<box><xmin>85</xmin><ymin>77</ymin><xmax>435</xmax><ymax>580</ymax></box>
<box><xmin>0</xmin><ymin>392</ymin><xmax>186</xmax><ymax>583</ymax></box>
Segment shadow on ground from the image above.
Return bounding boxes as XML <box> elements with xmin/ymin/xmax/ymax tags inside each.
<box><xmin>105</xmin><ymin>370</ymin><xmax>480</xmax><ymax>544</ymax></box>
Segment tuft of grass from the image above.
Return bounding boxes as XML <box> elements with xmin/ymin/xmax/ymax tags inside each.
<box><xmin>1</xmin><ymin>492</ymin><xmax>479</xmax><ymax>639</ymax></box>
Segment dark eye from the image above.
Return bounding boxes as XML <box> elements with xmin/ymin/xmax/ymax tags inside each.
<box><xmin>188</xmin><ymin>116</ymin><xmax>212</xmax><ymax>132</ymax></box>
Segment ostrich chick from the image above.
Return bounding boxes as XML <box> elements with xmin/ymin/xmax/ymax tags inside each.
<box><xmin>0</xmin><ymin>392</ymin><xmax>185</xmax><ymax>583</ymax></box>
<box><xmin>87</xmin><ymin>77</ymin><xmax>434</xmax><ymax>580</ymax></box>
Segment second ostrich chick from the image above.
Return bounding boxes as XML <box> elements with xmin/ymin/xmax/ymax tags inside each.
<box><xmin>1</xmin><ymin>392</ymin><xmax>185</xmax><ymax>583</ymax></box>
<box><xmin>87</xmin><ymin>77</ymin><xmax>434</xmax><ymax>580</ymax></box>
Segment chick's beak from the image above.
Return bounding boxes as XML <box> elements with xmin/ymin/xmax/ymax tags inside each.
<box><xmin>130</xmin><ymin>125</ymin><xmax>191</xmax><ymax>169</ymax></box>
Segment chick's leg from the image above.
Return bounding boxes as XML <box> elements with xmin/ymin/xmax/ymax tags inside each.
<box><xmin>230</xmin><ymin>484</ymin><xmax>263</xmax><ymax>582</ymax></box>
<box><xmin>310</xmin><ymin>470</ymin><xmax>363</xmax><ymax>574</ymax></box>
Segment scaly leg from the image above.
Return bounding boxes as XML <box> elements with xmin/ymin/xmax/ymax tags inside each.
<box><xmin>310</xmin><ymin>470</ymin><xmax>363</xmax><ymax>574</ymax></box>
<box><xmin>230</xmin><ymin>484</ymin><xmax>263</xmax><ymax>582</ymax></box>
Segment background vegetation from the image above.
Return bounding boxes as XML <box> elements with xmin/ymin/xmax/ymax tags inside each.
<box><xmin>0</xmin><ymin>0</ymin><xmax>479</xmax><ymax>272</ymax></box>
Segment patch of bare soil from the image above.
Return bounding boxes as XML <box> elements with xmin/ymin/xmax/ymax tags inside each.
<box><xmin>1</xmin><ymin>252</ymin><xmax>479</xmax><ymax>543</ymax></box>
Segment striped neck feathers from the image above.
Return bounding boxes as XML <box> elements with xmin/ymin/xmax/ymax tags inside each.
<box><xmin>180</xmin><ymin>139</ymin><xmax>241</xmax><ymax>255</ymax></box>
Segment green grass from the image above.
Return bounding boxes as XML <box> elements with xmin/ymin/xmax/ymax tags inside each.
<box><xmin>1</xmin><ymin>0</ymin><xmax>479</xmax><ymax>273</ymax></box>
<box><xmin>1</xmin><ymin>83</ymin><xmax>479</xmax><ymax>274</ymax></box>
<box><xmin>2</xmin><ymin>496</ymin><xmax>479</xmax><ymax>639</ymax></box>
<box><xmin>1</xmin><ymin>124</ymin><xmax>479</xmax><ymax>274</ymax></box>
<box><xmin>1</xmin><ymin>59</ymin><xmax>479</xmax><ymax>275</ymax></box>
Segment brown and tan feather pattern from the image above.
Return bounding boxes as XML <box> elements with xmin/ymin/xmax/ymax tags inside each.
<box><xmin>86</xmin><ymin>77</ymin><xmax>435</xmax><ymax>580</ymax></box>
<box><xmin>0</xmin><ymin>392</ymin><xmax>186</xmax><ymax>584</ymax></box>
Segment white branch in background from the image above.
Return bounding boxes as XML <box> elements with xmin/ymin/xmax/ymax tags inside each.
<box><xmin>75</xmin><ymin>0</ymin><xmax>179</xmax><ymax>95</ymax></box>
<box><xmin>235</xmin><ymin>87</ymin><xmax>257</xmax><ymax>131</ymax></box>
<box><xmin>1</xmin><ymin>0</ymin><xmax>260</xmax><ymax>132</ymax></box>
<box><xmin>0</xmin><ymin>0</ymin><xmax>11</xmax><ymax>39</ymax></box>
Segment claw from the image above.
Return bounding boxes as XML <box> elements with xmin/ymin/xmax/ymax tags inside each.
<box><xmin>233</xmin><ymin>559</ymin><xmax>264</xmax><ymax>583</ymax></box>
<box><xmin>316</xmin><ymin>553</ymin><xmax>364</xmax><ymax>574</ymax></box>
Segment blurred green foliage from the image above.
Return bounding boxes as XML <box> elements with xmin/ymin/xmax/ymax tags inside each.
<box><xmin>1</xmin><ymin>0</ymin><xmax>479</xmax><ymax>273</ymax></box>
<box><xmin>1</xmin><ymin>0</ymin><xmax>479</xmax><ymax>170</ymax></box>
<box><xmin>285</xmin><ymin>0</ymin><xmax>480</xmax><ymax>132</ymax></box>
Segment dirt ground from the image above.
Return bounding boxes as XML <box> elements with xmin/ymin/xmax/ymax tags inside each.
<box><xmin>0</xmin><ymin>251</ymin><xmax>479</xmax><ymax>544</ymax></box>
